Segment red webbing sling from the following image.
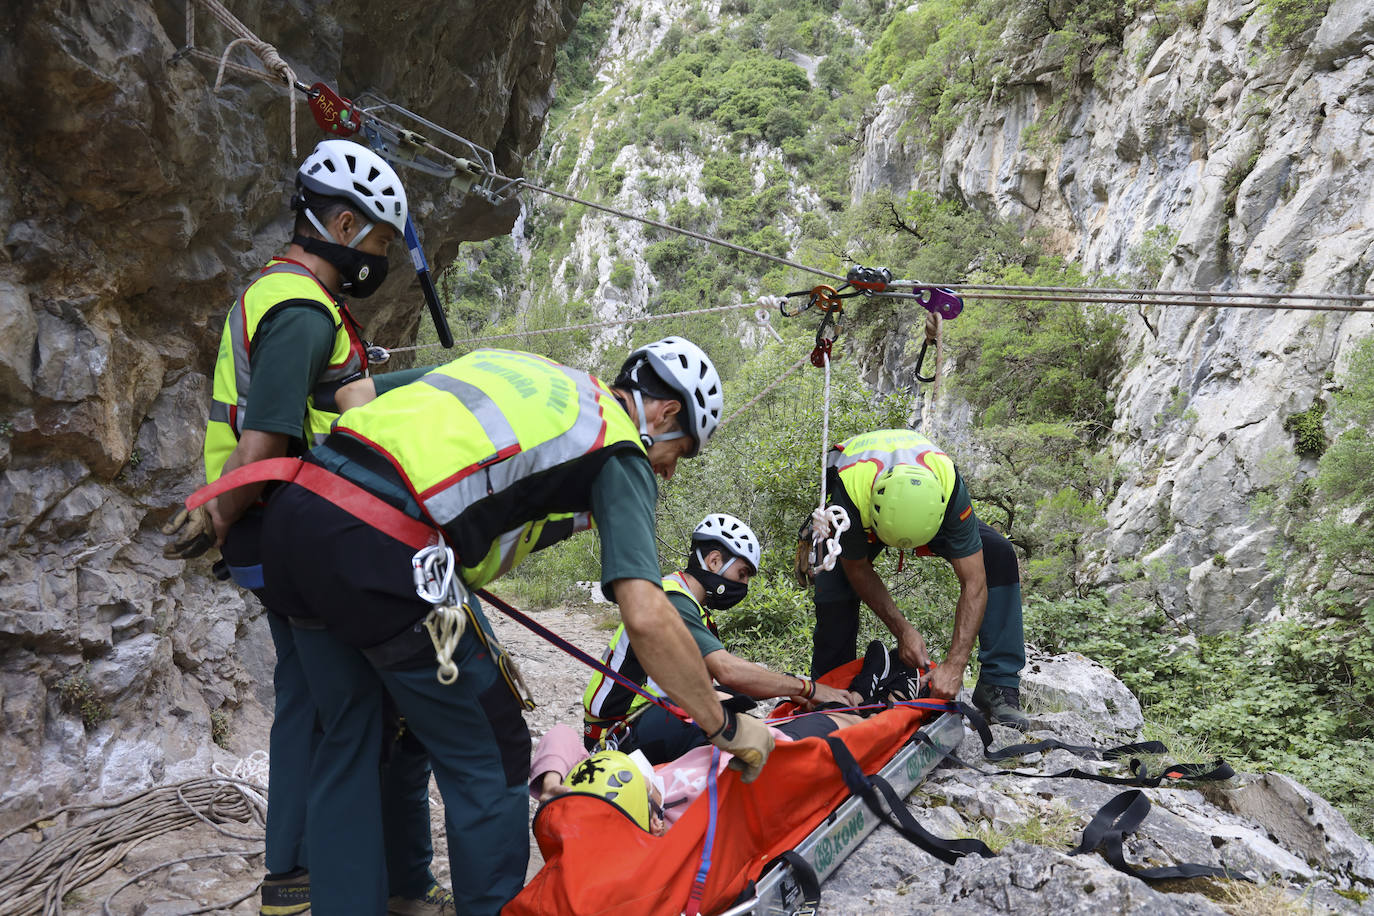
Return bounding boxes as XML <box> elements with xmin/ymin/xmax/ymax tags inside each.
<box><xmin>186</xmin><ymin>457</ymin><xmax>437</xmax><ymax>550</ymax></box>
<box><xmin>188</xmin><ymin>458</ymin><xmax>698</xmax><ymax>722</ymax></box>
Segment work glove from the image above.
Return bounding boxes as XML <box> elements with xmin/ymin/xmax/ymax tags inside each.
<box><xmin>162</xmin><ymin>505</ymin><xmax>216</xmax><ymax>559</ymax></box>
<box><xmin>705</xmin><ymin>705</ymin><xmax>775</xmax><ymax>783</ymax></box>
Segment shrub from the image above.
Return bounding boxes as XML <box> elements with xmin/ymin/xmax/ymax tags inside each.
<box><xmin>1283</xmin><ymin>399</ymin><xmax>1327</xmax><ymax>458</ymax></box>
<box><xmin>609</xmin><ymin>260</ymin><xmax>635</xmax><ymax>290</ymax></box>
<box><xmin>56</xmin><ymin>667</ymin><xmax>109</xmax><ymax>730</ymax></box>
<box><xmin>1259</xmin><ymin>0</ymin><xmax>1331</xmax><ymax>51</ymax></box>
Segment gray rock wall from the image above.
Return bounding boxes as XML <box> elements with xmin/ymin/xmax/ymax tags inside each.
<box><xmin>0</xmin><ymin>0</ymin><xmax>579</xmax><ymax>824</ymax></box>
<box><xmin>855</xmin><ymin>0</ymin><xmax>1374</xmax><ymax>627</ymax></box>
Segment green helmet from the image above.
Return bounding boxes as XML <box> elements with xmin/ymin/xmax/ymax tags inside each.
<box><xmin>871</xmin><ymin>464</ymin><xmax>947</xmax><ymax>549</ymax></box>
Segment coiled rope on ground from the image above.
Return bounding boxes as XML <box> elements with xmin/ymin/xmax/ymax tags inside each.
<box><xmin>0</xmin><ymin>759</ymin><xmax>269</xmax><ymax>916</ymax></box>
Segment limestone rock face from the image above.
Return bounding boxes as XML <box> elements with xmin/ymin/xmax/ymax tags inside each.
<box><xmin>854</xmin><ymin>0</ymin><xmax>1374</xmax><ymax>626</ymax></box>
<box><xmin>0</xmin><ymin>0</ymin><xmax>579</xmax><ymax>824</ymax></box>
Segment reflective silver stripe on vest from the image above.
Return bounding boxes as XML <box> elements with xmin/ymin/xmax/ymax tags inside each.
<box><xmin>421</xmin><ymin>372</ymin><xmax>520</xmax><ymax>458</ymax></box>
<box><xmin>226</xmin><ymin>261</ymin><xmax>338</xmax><ymax>435</ymax></box>
<box><xmin>485</xmin><ymin>511</ymin><xmax>594</xmax><ymax>582</ymax></box>
<box><xmin>827</xmin><ymin>442</ymin><xmax>940</xmax><ymax>473</ymax></box>
<box><xmin>587</xmin><ymin>626</ymin><xmax>635</xmax><ymax>718</ymax></box>
<box><xmin>421</xmin><ymin>365</ymin><xmax>615</xmax><ymax>526</ymax></box>
<box><xmin>209</xmin><ymin>400</ymin><xmax>234</xmax><ymax>426</ymax></box>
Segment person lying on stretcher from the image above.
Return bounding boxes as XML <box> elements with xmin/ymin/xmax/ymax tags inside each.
<box><xmin>534</xmin><ymin>641</ymin><xmax>927</xmax><ymax>834</ymax></box>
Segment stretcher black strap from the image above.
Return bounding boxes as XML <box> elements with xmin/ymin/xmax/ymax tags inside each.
<box><xmin>731</xmin><ymin>851</ymin><xmax>821</xmax><ymax>916</ymax></box>
<box><xmin>825</xmin><ymin>736</ymin><xmax>993</xmax><ymax>865</ymax></box>
<box><xmin>1071</xmin><ymin>790</ymin><xmax>1253</xmax><ymax>883</ymax></box>
<box><xmin>914</xmin><ymin>718</ymin><xmax>1235</xmax><ymax>789</ymax></box>
<box><xmin>957</xmin><ymin>701</ymin><xmax>1167</xmax><ymax>762</ymax></box>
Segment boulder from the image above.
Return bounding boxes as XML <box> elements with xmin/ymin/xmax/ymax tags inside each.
<box><xmin>1020</xmin><ymin>652</ymin><xmax>1145</xmax><ymax>736</ymax></box>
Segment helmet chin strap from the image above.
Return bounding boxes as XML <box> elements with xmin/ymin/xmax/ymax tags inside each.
<box><xmin>631</xmin><ymin>388</ymin><xmax>686</xmax><ymax>449</ymax></box>
<box><xmin>695</xmin><ymin>548</ymin><xmax>736</xmax><ymax>575</ymax></box>
<box><xmin>304</xmin><ymin>207</ymin><xmax>374</xmax><ymax>248</ymax></box>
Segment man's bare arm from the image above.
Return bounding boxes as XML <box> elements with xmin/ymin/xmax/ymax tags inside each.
<box><xmin>926</xmin><ymin>551</ymin><xmax>987</xmax><ymax>699</ymax></box>
<box><xmin>615</xmin><ymin>578</ymin><xmax>728</xmax><ymax>732</ymax></box>
<box><xmin>840</xmin><ymin>556</ymin><xmax>929</xmax><ymax>668</ymax></box>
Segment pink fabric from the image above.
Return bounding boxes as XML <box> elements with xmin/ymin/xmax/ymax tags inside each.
<box><xmin>529</xmin><ymin>723</ymin><xmax>796</xmax><ymax>828</ymax></box>
<box><xmin>528</xmin><ymin>724</ymin><xmax>588</xmax><ymax>797</ymax></box>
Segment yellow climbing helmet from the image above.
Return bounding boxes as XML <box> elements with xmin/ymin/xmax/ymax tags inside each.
<box><xmin>564</xmin><ymin>750</ymin><xmax>653</xmax><ymax>830</ymax></box>
<box><xmin>871</xmin><ymin>463</ymin><xmax>947</xmax><ymax>549</ymax></box>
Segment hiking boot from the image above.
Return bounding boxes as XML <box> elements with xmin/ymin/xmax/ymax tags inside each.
<box><xmin>260</xmin><ymin>868</ymin><xmax>310</xmax><ymax>916</ymax></box>
<box><xmin>388</xmin><ymin>882</ymin><xmax>456</xmax><ymax>916</ymax></box>
<box><xmin>846</xmin><ymin>640</ymin><xmax>892</xmax><ymax>704</ymax></box>
<box><xmin>972</xmin><ymin>681</ymin><xmax>1031</xmax><ymax>731</ymax></box>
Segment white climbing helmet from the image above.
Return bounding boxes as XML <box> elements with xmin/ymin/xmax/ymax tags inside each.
<box><xmin>296</xmin><ymin>139</ymin><xmax>408</xmax><ymax>236</ymax></box>
<box><xmin>693</xmin><ymin>513</ymin><xmax>761</xmax><ymax>574</ymax></box>
<box><xmin>620</xmin><ymin>336</ymin><xmax>723</xmax><ymax>456</ymax></box>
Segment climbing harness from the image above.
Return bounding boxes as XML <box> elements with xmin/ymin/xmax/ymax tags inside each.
<box><xmin>412</xmin><ymin>544</ymin><xmax>536</xmax><ymax>705</ymax></box>
<box><xmin>411</xmin><ymin>543</ymin><xmax>474</xmax><ymax>686</ymax></box>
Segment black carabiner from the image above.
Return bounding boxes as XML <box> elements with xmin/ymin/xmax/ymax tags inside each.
<box><xmin>914</xmin><ymin>337</ymin><xmax>936</xmax><ymax>383</ymax></box>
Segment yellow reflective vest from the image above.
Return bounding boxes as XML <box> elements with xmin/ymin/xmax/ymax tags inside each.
<box><xmin>334</xmin><ymin>348</ymin><xmax>646</xmax><ymax>588</ymax></box>
<box><xmin>204</xmin><ymin>259</ymin><xmax>367</xmax><ymax>482</ymax></box>
<box><xmin>582</xmin><ymin>573</ymin><xmax>716</xmax><ymax>724</ymax></box>
<box><xmin>829</xmin><ymin>429</ymin><xmax>957</xmax><ymax>535</ymax></box>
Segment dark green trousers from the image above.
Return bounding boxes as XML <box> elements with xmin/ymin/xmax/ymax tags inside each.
<box><xmin>810</xmin><ymin>521</ymin><xmax>1025</xmax><ymax>686</ymax></box>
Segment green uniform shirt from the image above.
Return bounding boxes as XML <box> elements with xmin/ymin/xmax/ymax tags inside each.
<box><xmin>831</xmin><ymin>466</ymin><xmax>983</xmax><ymax>560</ymax></box>
<box><xmin>666</xmin><ymin>588</ymin><xmax>725</xmax><ymax>658</ymax></box>
<box><xmin>591</xmin><ymin>453</ymin><xmax>664</xmax><ymax>595</ymax></box>
<box><xmin>373</xmin><ymin>364</ymin><xmax>434</xmax><ymax>395</ymax></box>
<box><xmin>243</xmin><ymin>304</ymin><xmax>432</xmax><ymax>439</ymax></box>
<box><xmin>241</xmin><ymin>306</ymin><xmax>337</xmax><ymax>440</ymax></box>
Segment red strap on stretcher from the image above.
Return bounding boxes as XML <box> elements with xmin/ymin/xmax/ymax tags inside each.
<box><xmin>187</xmin><ymin>458</ymin><xmax>438</xmax><ymax>551</ymax></box>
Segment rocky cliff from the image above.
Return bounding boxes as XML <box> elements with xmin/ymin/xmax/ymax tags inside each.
<box><xmin>0</xmin><ymin>0</ymin><xmax>578</xmax><ymax>823</ymax></box>
<box><xmin>855</xmin><ymin>0</ymin><xmax>1374</xmax><ymax>627</ymax></box>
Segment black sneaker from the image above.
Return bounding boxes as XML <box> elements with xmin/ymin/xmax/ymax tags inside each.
<box><xmin>260</xmin><ymin>868</ymin><xmax>310</xmax><ymax>916</ymax></box>
<box><xmin>880</xmin><ymin>663</ymin><xmax>930</xmax><ymax>703</ymax></box>
<box><xmin>847</xmin><ymin>640</ymin><xmax>892</xmax><ymax>703</ymax></box>
<box><xmin>972</xmin><ymin>681</ymin><xmax>1031</xmax><ymax>731</ymax></box>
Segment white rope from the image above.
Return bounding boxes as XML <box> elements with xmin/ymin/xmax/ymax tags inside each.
<box><xmin>211</xmin><ymin>749</ymin><xmax>271</xmax><ymax>811</ymax></box>
<box><xmin>422</xmin><ymin>605</ymin><xmax>467</xmax><ymax>685</ymax></box>
<box><xmin>387</xmin><ymin>294</ymin><xmax>789</xmax><ymax>354</ymax></box>
<box><xmin>807</xmin><ymin>351</ymin><xmax>849</xmax><ymax>573</ymax></box>
<box><xmin>753</xmin><ymin>307</ymin><xmax>783</xmax><ymax>343</ymax></box>
<box><xmin>182</xmin><ymin>0</ymin><xmax>302</xmax><ymax>156</ymax></box>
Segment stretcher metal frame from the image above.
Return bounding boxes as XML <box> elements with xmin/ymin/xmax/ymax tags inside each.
<box><xmin>716</xmin><ymin>711</ymin><xmax>967</xmax><ymax>916</ymax></box>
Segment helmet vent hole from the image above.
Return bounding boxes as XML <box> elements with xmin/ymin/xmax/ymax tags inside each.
<box><xmin>344</xmin><ymin>154</ymin><xmax>357</xmax><ymax>171</ymax></box>
<box><xmin>367</xmin><ymin>166</ymin><xmax>380</xmax><ymax>181</ymax></box>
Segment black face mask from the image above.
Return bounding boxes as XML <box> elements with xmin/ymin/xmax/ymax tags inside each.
<box><xmin>691</xmin><ymin>566</ymin><xmax>749</xmax><ymax>610</ymax></box>
<box><xmin>294</xmin><ymin>234</ymin><xmax>390</xmax><ymax>298</ymax></box>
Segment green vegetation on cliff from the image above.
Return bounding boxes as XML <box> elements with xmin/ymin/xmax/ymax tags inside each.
<box><xmin>452</xmin><ymin>0</ymin><xmax>1373</xmax><ymax>835</ymax></box>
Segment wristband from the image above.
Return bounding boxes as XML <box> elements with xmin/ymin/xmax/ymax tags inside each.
<box><xmin>702</xmin><ymin>703</ymin><xmax>735</xmax><ymax>742</ymax></box>
<box><xmin>796</xmin><ymin>675</ymin><xmax>815</xmax><ymax>700</ymax></box>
